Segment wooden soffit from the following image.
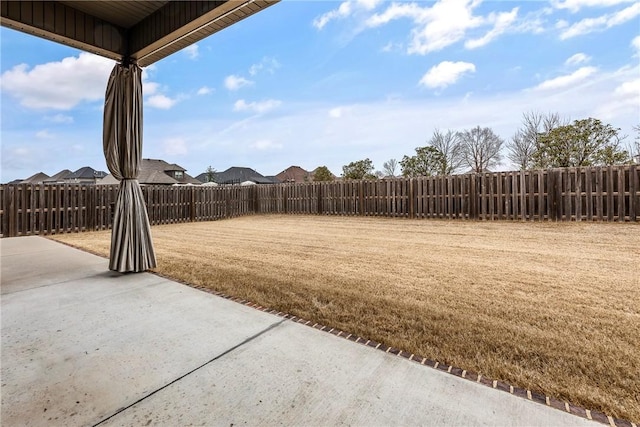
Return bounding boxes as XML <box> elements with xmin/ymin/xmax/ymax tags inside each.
<box><xmin>1</xmin><ymin>0</ymin><xmax>278</xmax><ymax>67</ymax></box>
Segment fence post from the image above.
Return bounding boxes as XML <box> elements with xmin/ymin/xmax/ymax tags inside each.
<box><xmin>0</xmin><ymin>186</ymin><xmax>5</xmax><ymax>237</ymax></box>
<box><xmin>8</xmin><ymin>185</ymin><xmax>16</xmax><ymax>237</ymax></box>
<box><xmin>284</xmin><ymin>185</ymin><xmax>288</xmax><ymax>214</ymax></box>
<box><xmin>189</xmin><ymin>186</ymin><xmax>196</xmax><ymax>222</ymax></box>
<box><xmin>630</xmin><ymin>165</ymin><xmax>637</xmax><ymax>222</ymax></box>
<box><xmin>554</xmin><ymin>169</ymin><xmax>563</xmax><ymax>221</ymax></box>
<box><xmin>253</xmin><ymin>185</ymin><xmax>259</xmax><ymax>214</ymax></box>
<box><xmin>358</xmin><ymin>180</ymin><xmax>364</xmax><ymax>216</ymax></box>
<box><xmin>409</xmin><ymin>178</ymin><xmax>415</xmax><ymax>219</ymax></box>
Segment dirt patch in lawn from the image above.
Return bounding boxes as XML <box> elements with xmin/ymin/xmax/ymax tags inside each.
<box><xmin>51</xmin><ymin>215</ymin><xmax>640</xmax><ymax>422</ymax></box>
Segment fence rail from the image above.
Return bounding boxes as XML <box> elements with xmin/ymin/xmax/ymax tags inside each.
<box><xmin>1</xmin><ymin>166</ymin><xmax>638</xmax><ymax>237</ymax></box>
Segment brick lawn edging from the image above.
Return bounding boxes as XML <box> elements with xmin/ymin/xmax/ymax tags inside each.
<box><xmin>171</xmin><ymin>277</ymin><xmax>636</xmax><ymax>427</ymax></box>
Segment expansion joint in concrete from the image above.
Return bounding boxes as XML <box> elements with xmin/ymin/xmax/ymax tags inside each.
<box><xmin>91</xmin><ymin>318</ymin><xmax>286</xmax><ymax>426</ymax></box>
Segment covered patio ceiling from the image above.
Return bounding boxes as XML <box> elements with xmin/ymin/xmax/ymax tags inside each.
<box><xmin>1</xmin><ymin>0</ymin><xmax>279</xmax><ymax>66</ymax></box>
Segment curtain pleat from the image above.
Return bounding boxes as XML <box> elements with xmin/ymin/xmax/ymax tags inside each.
<box><xmin>103</xmin><ymin>63</ymin><xmax>157</xmax><ymax>272</ymax></box>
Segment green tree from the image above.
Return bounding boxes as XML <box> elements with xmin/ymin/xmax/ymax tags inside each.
<box><xmin>507</xmin><ymin>112</ymin><xmax>566</xmax><ymax>170</ymax></box>
<box><xmin>205</xmin><ymin>165</ymin><xmax>217</xmax><ymax>183</ymax></box>
<box><xmin>313</xmin><ymin>166</ymin><xmax>334</xmax><ymax>181</ymax></box>
<box><xmin>532</xmin><ymin>118</ymin><xmax>629</xmax><ymax>168</ymax></box>
<box><xmin>342</xmin><ymin>158</ymin><xmax>376</xmax><ymax>180</ymax></box>
<box><xmin>400</xmin><ymin>146</ymin><xmax>445</xmax><ymax>177</ymax></box>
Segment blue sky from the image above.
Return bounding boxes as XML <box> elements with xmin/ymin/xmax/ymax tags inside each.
<box><xmin>1</xmin><ymin>0</ymin><xmax>639</xmax><ymax>182</ymax></box>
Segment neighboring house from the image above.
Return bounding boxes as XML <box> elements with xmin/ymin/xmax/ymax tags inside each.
<box><xmin>211</xmin><ymin>167</ymin><xmax>277</xmax><ymax>185</ymax></box>
<box><xmin>276</xmin><ymin>166</ymin><xmax>312</xmax><ymax>183</ymax></box>
<box><xmin>64</xmin><ymin>167</ymin><xmax>108</xmax><ymax>184</ymax></box>
<box><xmin>99</xmin><ymin>159</ymin><xmax>200</xmax><ymax>185</ymax></box>
<box><xmin>264</xmin><ymin>175</ymin><xmax>281</xmax><ymax>184</ymax></box>
<box><xmin>195</xmin><ymin>171</ymin><xmax>217</xmax><ymax>184</ymax></box>
<box><xmin>21</xmin><ymin>172</ymin><xmax>50</xmax><ymax>184</ymax></box>
<box><xmin>44</xmin><ymin>169</ymin><xmax>73</xmax><ymax>184</ymax></box>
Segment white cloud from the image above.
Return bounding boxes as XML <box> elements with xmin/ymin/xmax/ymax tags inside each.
<box><xmin>381</xmin><ymin>41</ymin><xmax>406</xmax><ymax>53</ymax></box>
<box><xmin>328</xmin><ymin>106</ymin><xmax>353</xmax><ymax>118</ymax></box>
<box><xmin>142</xmin><ymin>81</ymin><xmax>160</xmax><ymax>96</ymax></box>
<box><xmin>233</xmin><ymin>99</ymin><xmax>282</xmax><ymax>114</ymax></box>
<box><xmin>533</xmin><ymin>66</ymin><xmax>598</xmax><ymax>91</ymax></box>
<box><xmin>147</xmin><ymin>94</ymin><xmax>178</xmax><ymax>109</ymax></box>
<box><xmin>197</xmin><ymin>86</ymin><xmax>213</xmax><ymax>95</ymax></box>
<box><xmin>163</xmin><ymin>138</ymin><xmax>188</xmax><ymax>156</ymax></box>
<box><xmin>560</xmin><ymin>2</ymin><xmax>640</xmax><ymax>39</ymax></box>
<box><xmin>565</xmin><ymin>53</ymin><xmax>591</xmax><ymax>66</ymax></box>
<box><xmin>614</xmin><ymin>78</ymin><xmax>640</xmax><ymax>97</ymax></box>
<box><xmin>313</xmin><ymin>0</ymin><xmax>382</xmax><ymax>30</ymax></box>
<box><xmin>224</xmin><ymin>75</ymin><xmax>254</xmax><ymax>91</ymax></box>
<box><xmin>632</xmin><ymin>35</ymin><xmax>640</xmax><ymax>55</ymax></box>
<box><xmin>184</xmin><ymin>44</ymin><xmax>199</xmax><ymax>59</ymax></box>
<box><xmin>329</xmin><ymin>107</ymin><xmax>343</xmax><ymax>118</ymax></box>
<box><xmin>36</xmin><ymin>130</ymin><xmax>54</xmax><ymax>139</ymax></box>
<box><xmin>367</xmin><ymin>1</ymin><xmax>485</xmax><ymax>54</ymax></box>
<box><xmin>551</xmin><ymin>0</ymin><xmax>635</xmax><ymax>13</ymax></box>
<box><xmin>316</xmin><ymin>0</ymin><xmax>534</xmax><ymax>54</ymax></box>
<box><xmin>45</xmin><ymin>114</ymin><xmax>74</xmax><ymax>124</ymax></box>
<box><xmin>419</xmin><ymin>61</ymin><xmax>476</xmax><ymax>89</ymax></box>
<box><xmin>0</xmin><ymin>53</ymin><xmax>114</xmax><ymax>110</ymax></box>
<box><xmin>140</xmin><ymin>66</ymin><xmax>179</xmax><ymax>108</ymax></box>
<box><xmin>594</xmin><ymin>66</ymin><xmax>640</xmax><ymax>120</ymax></box>
<box><xmin>465</xmin><ymin>8</ymin><xmax>519</xmax><ymax>49</ymax></box>
<box><xmin>250</xmin><ymin>140</ymin><xmax>283</xmax><ymax>151</ymax></box>
<box><xmin>357</xmin><ymin>0</ymin><xmax>382</xmax><ymax>10</ymax></box>
<box><xmin>249</xmin><ymin>57</ymin><xmax>281</xmax><ymax>76</ymax></box>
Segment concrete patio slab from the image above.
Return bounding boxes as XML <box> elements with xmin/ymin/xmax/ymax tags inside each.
<box><xmin>1</xmin><ymin>236</ymin><xmax>598</xmax><ymax>426</ymax></box>
<box><xmin>1</xmin><ymin>236</ymin><xmax>107</xmax><ymax>295</ymax></box>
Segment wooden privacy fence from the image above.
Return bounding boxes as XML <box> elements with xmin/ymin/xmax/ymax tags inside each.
<box><xmin>0</xmin><ymin>184</ymin><xmax>255</xmax><ymax>238</ymax></box>
<box><xmin>1</xmin><ymin>166</ymin><xmax>638</xmax><ymax>237</ymax></box>
<box><xmin>256</xmin><ymin>166</ymin><xmax>639</xmax><ymax>221</ymax></box>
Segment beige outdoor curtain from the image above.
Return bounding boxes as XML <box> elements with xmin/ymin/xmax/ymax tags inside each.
<box><xmin>103</xmin><ymin>63</ymin><xmax>157</xmax><ymax>273</ymax></box>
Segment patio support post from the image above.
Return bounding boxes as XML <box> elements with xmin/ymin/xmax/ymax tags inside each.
<box><xmin>103</xmin><ymin>61</ymin><xmax>157</xmax><ymax>272</ymax></box>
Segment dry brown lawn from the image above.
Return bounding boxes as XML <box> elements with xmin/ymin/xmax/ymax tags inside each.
<box><xmin>51</xmin><ymin>215</ymin><xmax>640</xmax><ymax>422</ymax></box>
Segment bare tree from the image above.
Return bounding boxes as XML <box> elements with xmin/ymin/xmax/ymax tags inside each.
<box><xmin>457</xmin><ymin>126</ymin><xmax>504</xmax><ymax>173</ymax></box>
<box><xmin>382</xmin><ymin>159</ymin><xmax>398</xmax><ymax>177</ymax></box>
<box><xmin>428</xmin><ymin>129</ymin><xmax>463</xmax><ymax>175</ymax></box>
<box><xmin>507</xmin><ymin>131</ymin><xmax>535</xmax><ymax>170</ymax></box>
<box><xmin>507</xmin><ymin>111</ymin><xmax>567</xmax><ymax>170</ymax></box>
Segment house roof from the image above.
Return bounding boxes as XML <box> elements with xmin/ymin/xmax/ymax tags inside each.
<box><xmin>215</xmin><ymin>167</ymin><xmax>274</xmax><ymax>185</ymax></box>
<box><xmin>142</xmin><ymin>159</ymin><xmax>185</xmax><ymax>173</ymax></box>
<box><xmin>139</xmin><ymin>170</ymin><xmax>179</xmax><ymax>185</ymax></box>
<box><xmin>167</xmin><ymin>163</ymin><xmax>187</xmax><ymax>172</ymax></box>
<box><xmin>67</xmin><ymin>167</ymin><xmax>108</xmax><ymax>180</ymax></box>
<box><xmin>100</xmin><ymin>159</ymin><xmax>199</xmax><ymax>185</ymax></box>
<box><xmin>21</xmin><ymin>172</ymin><xmax>50</xmax><ymax>184</ymax></box>
<box><xmin>98</xmin><ymin>175</ymin><xmax>119</xmax><ymax>185</ymax></box>
<box><xmin>45</xmin><ymin>169</ymin><xmax>73</xmax><ymax>182</ymax></box>
<box><xmin>1</xmin><ymin>1</ymin><xmax>280</xmax><ymax>67</ymax></box>
<box><xmin>276</xmin><ymin>166</ymin><xmax>311</xmax><ymax>183</ymax></box>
